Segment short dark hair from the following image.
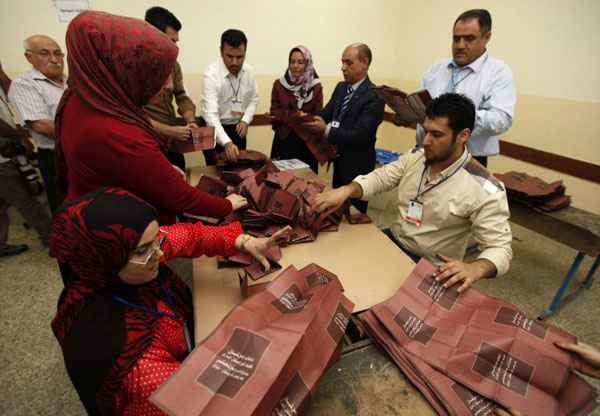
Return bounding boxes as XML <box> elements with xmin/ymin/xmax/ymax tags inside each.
<box><xmin>454</xmin><ymin>9</ymin><xmax>492</xmax><ymax>34</ymax></box>
<box><xmin>220</xmin><ymin>29</ymin><xmax>247</xmax><ymax>49</ymax></box>
<box><xmin>425</xmin><ymin>93</ymin><xmax>475</xmax><ymax>137</ymax></box>
<box><xmin>145</xmin><ymin>6</ymin><xmax>181</xmax><ymax>32</ymax></box>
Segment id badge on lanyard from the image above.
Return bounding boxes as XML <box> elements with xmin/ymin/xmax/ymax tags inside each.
<box><xmin>230</xmin><ymin>76</ymin><xmax>243</xmax><ymax>116</ymax></box>
<box><xmin>406</xmin><ymin>199</ymin><xmax>423</xmax><ymax>226</ymax></box>
<box><xmin>405</xmin><ymin>156</ymin><xmax>468</xmax><ymax>227</ymax></box>
<box><xmin>231</xmin><ymin>100</ymin><xmax>243</xmax><ymax>115</ymax></box>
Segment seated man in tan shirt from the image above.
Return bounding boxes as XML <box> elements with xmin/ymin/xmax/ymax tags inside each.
<box><xmin>314</xmin><ymin>93</ymin><xmax>512</xmax><ymax>293</ymax></box>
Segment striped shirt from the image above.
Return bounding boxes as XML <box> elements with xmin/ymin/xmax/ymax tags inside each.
<box><xmin>8</xmin><ymin>69</ymin><xmax>67</xmax><ymax>150</ymax></box>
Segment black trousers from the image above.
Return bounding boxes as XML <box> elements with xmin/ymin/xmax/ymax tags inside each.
<box><xmin>166</xmin><ymin>151</ymin><xmax>186</xmax><ymax>171</ymax></box>
<box><xmin>203</xmin><ymin>124</ymin><xmax>247</xmax><ymax>166</ymax></box>
<box><xmin>381</xmin><ymin>228</ymin><xmax>422</xmax><ymax>263</ymax></box>
<box><xmin>270</xmin><ymin>131</ymin><xmax>318</xmax><ymax>174</ymax></box>
<box><xmin>0</xmin><ymin>160</ymin><xmax>51</xmax><ymax>246</ymax></box>
<box><xmin>165</xmin><ymin>116</ymin><xmax>207</xmax><ymax>171</ymax></box>
<box><xmin>332</xmin><ymin>164</ymin><xmax>369</xmax><ymax>214</ymax></box>
<box><xmin>473</xmin><ymin>156</ymin><xmax>488</xmax><ymax>167</ymax></box>
<box><xmin>37</xmin><ymin>148</ymin><xmax>60</xmax><ymax>213</ymax></box>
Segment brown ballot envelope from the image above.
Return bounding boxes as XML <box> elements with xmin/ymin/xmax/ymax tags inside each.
<box><xmin>285</xmin><ymin>177</ymin><xmax>309</xmax><ymax>199</ymax></box>
<box><xmin>342</xmin><ymin>203</ymin><xmax>372</xmax><ymax>225</ymax></box>
<box><xmin>266</xmin><ymin>189</ymin><xmax>300</xmax><ymax>224</ymax></box>
<box><xmin>220</xmin><ymin>168</ymin><xmax>256</xmax><ymax>185</ymax></box>
<box><xmin>537</xmin><ymin>194</ymin><xmax>571</xmax><ymax>212</ymax></box>
<box><xmin>239</xmin><ymin>209</ymin><xmax>268</xmax><ymax>229</ymax></box>
<box><xmin>220</xmin><ymin>246</ymin><xmax>283</xmax><ymax>281</ymax></box>
<box><xmin>173</xmin><ymin>127</ymin><xmax>216</xmax><ymax>153</ymax></box>
<box><xmin>287</xmin><ymin>112</ymin><xmax>337</xmax><ymax>165</ymax></box>
<box><xmin>195</xmin><ymin>175</ymin><xmax>229</xmax><ymax>198</ymax></box>
<box><xmin>494</xmin><ymin>171</ymin><xmax>571</xmax><ymax>212</ymax></box>
<box><xmin>361</xmin><ymin>309</ymin><xmax>498</xmax><ymax>416</ymax></box>
<box><xmin>495</xmin><ymin>171</ymin><xmax>565</xmax><ymax>198</ymax></box>
<box><xmin>362</xmin><ymin>259</ymin><xmax>597</xmax><ymax>416</ymax></box>
<box><xmin>264</xmin><ymin>170</ymin><xmax>297</xmax><ymax>189</ymax></box>
<box><xmin>243</xmin><ymin>259</ymin><xmax>283</xmax><ymax>281</ymax></box>
<box><xmin>216</xmin><ymin>149</ymin><xmax>268</xmax><ymax>168</ymax></box>
<box><xmin>373</xmin><ymin>85</ymin><xmax>432</xmax><ymax>125</ymax></box>
<box><xmin>238</xmin><ymin>176</ymin><xmax>262</xmax><ymax>208</ymax></box>
<box><xmin>151</xmin><ymin>263</ymin><xmax>354</xmax><ymax>416</ymax></box>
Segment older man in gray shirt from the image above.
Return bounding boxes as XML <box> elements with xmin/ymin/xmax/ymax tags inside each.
<box><xmin>9</xmin><ymin>35</ymin><xmax>67</xmax><ymax>212</ymax></box>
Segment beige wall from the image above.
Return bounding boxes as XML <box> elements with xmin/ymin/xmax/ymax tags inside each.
<box><xmin>1</xmin><ymin>0</ymin><xmax>598</xmax><ymax>212</ymax></box>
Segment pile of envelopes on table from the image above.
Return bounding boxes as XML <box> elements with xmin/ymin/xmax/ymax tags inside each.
<box><xmin>360</xmin><ymin>259</ymin><xmax>598</xmax><ymax>416</ymax></box>
<box><xmin>495</xmin><ymin>171</ymin><xmax>571</xmax><ymax>212</ymax></box>
<box><xmin>191</xmin><ymin>150</ymin><xmax>372</xmax><ymax>293</ymax></box>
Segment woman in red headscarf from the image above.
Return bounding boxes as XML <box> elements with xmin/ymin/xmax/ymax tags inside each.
<box><xmin>269</xmin><ymin>45</ymin><xmax>323</xmax><ymax>173</ymax></box>
<box><xmin>55</xmin><ymin>11</ymin><xmax>246</xmax><ymax>225</ymax></box>
<box><xmin>50</xmin><ymin>186</ymin><xmax>286</xmax><ymax>415</ymax></box>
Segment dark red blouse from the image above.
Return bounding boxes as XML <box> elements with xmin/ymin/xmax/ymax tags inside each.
<box><xmin>270</xmin><ymin>80</ymin><xmax>323</xmax><ymax>140</ymax></box>
<box><xmin>59</xmin><ymin>94</ymin><xmax>232</xmax><ymax>224</ymax></box>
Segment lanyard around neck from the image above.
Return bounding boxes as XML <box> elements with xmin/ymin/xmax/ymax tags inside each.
<box><xmin>449</xmin><ymin>67</ymin><xmax>474</xmax><ymax>92</ymax></box>
<box><xmin>112</xmin><ymin>283</ymin><xmax>193</xmax><ymax>352</ymax></box>
<box><xmin>449</xmin><ymin>54</ymin><xmax>488</xmax><ymax>92</ymax></box>
<box><xmin>415</xmin><ymin>154</ymin><xmax>469</xmax><ymax>201</ymax></box>
<box><xmin>228</xmin><ymin>75</ymin><xmax>241</xmax><ymax>102</ymax></box>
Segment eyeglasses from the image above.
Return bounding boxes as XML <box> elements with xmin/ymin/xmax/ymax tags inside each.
<box><xmin>129</xmin><ymin>232</ymin><xmax>166</xmax><ymax>265</ymax></box>
<box><xmin>27</xmin><ymin>49</ymin><xmax>65</xmax><ymax>59</ymax></box>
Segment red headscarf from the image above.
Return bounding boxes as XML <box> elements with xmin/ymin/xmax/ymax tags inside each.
<box><xmin>49</xmin><ymin>187</ymin><xmax>192</xmax><ymax>415</ymax></box>
<box><xmin>55</xmin><ymin>11</ymin><xmax>178</xmax><ymax>199</ymax></box>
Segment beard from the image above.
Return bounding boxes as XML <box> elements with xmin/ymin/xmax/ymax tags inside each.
<box><xmin>424</xmin><ymin>139</ymin><xmax>457</xmax><ymax>165</ymax></box>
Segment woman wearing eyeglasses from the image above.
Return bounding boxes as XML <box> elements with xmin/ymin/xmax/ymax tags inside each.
<box><xmin>49</xmin><ymin>187</ymin><xmax>286</xmax><ymax>415</ymax></box>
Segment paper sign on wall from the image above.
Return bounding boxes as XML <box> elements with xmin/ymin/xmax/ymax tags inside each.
<box><xmin>53</xmin><ymin>0</ymin><xmax>90</xmax><ymax>23</ymax></box>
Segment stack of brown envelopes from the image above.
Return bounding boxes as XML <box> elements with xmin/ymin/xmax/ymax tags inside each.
<box><xmin>151</xmin><ymin>263</ymin><xmax>354</xmax><ymax>416</ymax></box>
<box><xmin>195</xmin><ymin>175</ymin><xmax>228</xmax><ymax>198</ymax></box>
<box><xmin>195</xmin><ymin>151</ymin><xmax>371</xmax><ymax>240</ymax></box>
<box><xmin>193</xmin><ymin>151</ymin><xmax>373</xmax><ymax>290</ymax></box>
<box><xmin>360</xmin><ymin>259</ymin><xmax>598</xmax><ymax>416</ymax></box>
<box><xmin>495</xmin><ymin>171</ymin><xmax>571</xmax><ymax>212</ymax></box>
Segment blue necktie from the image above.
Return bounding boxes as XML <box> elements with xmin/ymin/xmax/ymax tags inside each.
<box><xmin>340</xmin><ymin>85</ymin><xmax>354</xmax><ymax>117</ymax></box>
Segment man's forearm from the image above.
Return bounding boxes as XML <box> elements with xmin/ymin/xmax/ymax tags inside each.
<box><xmin>29</xmin><ymin>120</ymin><xmax>55</xmax><ymax>139</ymax></box>
<box><xmin>345</xmin><ymin>182</ymin><xmax>364</xmax><ymax>199</ymax></box>
<box><xmin>468</xmin><ymin>258</ymin><xmax>497</xmax><ymax>279</ymax></box>
<box><xmin>149</xmin><ymin>118</ymin><xmax>171</xmax><ymax>138</ymax></box>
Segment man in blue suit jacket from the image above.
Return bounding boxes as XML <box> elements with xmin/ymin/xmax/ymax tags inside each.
<box><xmin>306</xmin><ymin>43</ymin><xmax>385</xmax><ymax>213</ymax></box>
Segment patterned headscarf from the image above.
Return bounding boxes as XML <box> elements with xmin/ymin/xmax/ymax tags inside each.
<box><xmin>54</xmin><ymin>11</ymin><xmax>178</xmax><ymax>199</ymax></box>
<box><xmin>279</xmin><ymin>45</ymin><xmax>321</xmax><ymax>108</ymax></box>
<box><xmin>49</xmin><ymin>187</ymin><xmax>192</xmax><ymax>415</ymax></box>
